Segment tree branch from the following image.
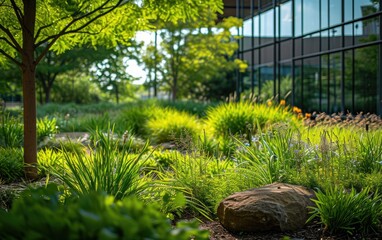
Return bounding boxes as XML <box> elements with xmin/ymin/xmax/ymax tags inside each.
<box><xmin>0</xmin><ymin>48</ymin><xmax>21</xmax><ymax>66</ymax></box>
<box><xmin>0</xmin><ymin>37</ymin><xmax>18</xmax><ymax>52</ymax></box>
<box><xmin>0</xmin><ymin>23</ymin><xmax>22</xmax><ymax>53</ymax></box>
<box><xmin>35</xmin><ymin>0</ymin><xmax>127</xmax><ymax>64</ymax></box>
<box><xmin>9</xmin><ymin>0</ymin><xmax>23</xmax><ymax>27</ymax></box>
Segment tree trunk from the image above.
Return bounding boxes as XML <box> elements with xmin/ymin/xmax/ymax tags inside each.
<box><xmin>22</xmin><ymin>0</ymin><xmax>38</xmax><ymax>180</ymax></box>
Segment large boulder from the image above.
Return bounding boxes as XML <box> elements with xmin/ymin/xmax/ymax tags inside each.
<box><xmin>217</xmin><ymin>182</ymin><xmax>315</xmax><ymax>233</ymax></box>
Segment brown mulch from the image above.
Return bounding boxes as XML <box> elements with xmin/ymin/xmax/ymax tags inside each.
<box><xmin>200</xmin><ymin>221</ymin><xmax>382</xmax><ymax>240</ymax></box>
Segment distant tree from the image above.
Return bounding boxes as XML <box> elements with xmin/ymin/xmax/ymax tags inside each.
<box><xmin>0</xmin><ymin>0</ymin><xmax>223</xmax><ymax>179</ymax></box>
<box><xmin>90</xmin><ymin>44</ymin><xmax>142</xmax><ymax>103</ymax></box>
<box><xmin>143</xmin><ymin>15</ymin><xmax>246</xmax><ymax>101</ymax></box>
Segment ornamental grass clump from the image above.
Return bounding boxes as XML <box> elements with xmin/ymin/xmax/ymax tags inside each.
<box><xmin>0</xmin><ymin>148</ymin><xmax>23</xmax><ymax>183</ymax></box>
<box><xmin>205</xmin><ymin>101</ymin><xmax>299</xmax><ymax>141</ymax></box>
<box><xmin>146</xmin><ymin>108</ymin><xmax>202</xmax><ymax>144</ymax></box>
<box><xmin>308</xmin><ymin>186</ymin><xmax>382</xmax><ymax>235</ymax></box>
<box><xmin>52</xmin><ymin>128</ymin><xmax>150</xmax><ymax>200</ymax></box>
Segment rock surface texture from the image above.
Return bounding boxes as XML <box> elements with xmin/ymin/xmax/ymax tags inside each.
<box><xmin>217</xmin><ymin>182</ymin><xmax>315</xmax><ymax>233</ymax></box>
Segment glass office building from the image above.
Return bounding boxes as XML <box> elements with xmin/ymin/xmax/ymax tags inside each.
<box><xmin>228</xmin><ymin>0</ymin><xmax>382</xmax><ymax>114</ymax></box>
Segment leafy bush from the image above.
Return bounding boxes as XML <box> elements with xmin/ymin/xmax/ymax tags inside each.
<box><xmin>146</xmin><ymin>108</ymin><xmax>202</xmax><ymax>144</ymax></box>
<box><xmin>308</xmin><ymin>186</ymin><xmax>382</xmax><ymax>235</ymax></box>
<box><xmin>0</xmin><ymin>184</ymin><xmax>209</xmax><ymax>240</ymax></box>
<box><xmin>0</xmin><ymin>148</ymin><xmax>23</xmax><ymax>183</ymax></box>
<box><xmin>52</xmin><ymin>128</ymin><xmax>150</xmax><ymax>200</ymax></box>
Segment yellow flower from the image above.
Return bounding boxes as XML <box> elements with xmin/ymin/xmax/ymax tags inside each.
<box><xmin>305</xmin><ymin>113</ymin><xmax>312</xmax><ymax>119</ymax></box>
<box><xmin>279</xmin><ymin>100</ymin><xmax>286</xmax><ymax>106</ymax></box>
<box><xmin>267</xmin><ymin>101</ymin><xmax>272</xmax><ymax>107</ymax></box>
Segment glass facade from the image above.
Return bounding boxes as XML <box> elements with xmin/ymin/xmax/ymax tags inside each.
<box><xmin>236</xmin><ymin>0</ymin><xmax>382</xmax><ymax>114</ymax></box>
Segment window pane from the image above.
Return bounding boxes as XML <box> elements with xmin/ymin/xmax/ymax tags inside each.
<box><xmin>280</xmin><ymin>40</ymin><xmax>293</xmax><ymax>60</ymax></box>
<box><xmin>304</xmin><ymin>33</ymin><xmax>320</xmax><ymax>55</ymax></box>
<box><xmin>243</xmin><ymin>18</ymin><xmax>252</xmax><ymax>50</ymax></box>
<box><xmin>261</xmin><ymin>45</ymin><xmax>274</xmax><ymax>64</ymax></box>
<box><xmin>303</xmin><ymin>57</ymin><xmax>321</xmax><ymax>112</ymax></box>
<box><xmin>294</xmin><ymin>0</ymin><xmax>302</xmax><ymax>37</ymax></box>
<box><xmin>260</xmin><ymin>10</ymin><xmax>274</xmax><ymax>44</ymax></box>
<box><xmin>344</xmin><ymin>51</ymin><xmax>353</xmax><ymax>112</ymax></box>
<box><xmin>321</xmin><ymin>0</ymin><xmax>329</xmax><ymax>29</ymax></box>
<box><xmin>345</xmin><ymin>0</ymin><xmax>353</xmax><ymax>22</ymax></box>
<box><xmin>354</xmin><ymin>45</ymin><xmax>378</xmax><ymax>113</ymax></box>
<box><xmin>279</xmin><ymin>62</ymin><xmax>293</xmax><ymax>103</ymax></box>
<box><xmin>330</xmin><ymin>0</ymin><xmax>342</xmax><ymax>26</ymax></box>
<box><xmin>280</xmin><ymin>1</ymin><xmax>292</xmax><ymax>38</ymax></box>
<box><xmin>329</xmin><ymin>53</ymin><xmax>342</xmax><ymax>113</ymax></box>
<box><xmin>303</xmin><ymin>0</ymin><xmax>320</xmax><ymax>34</ymax></box>
<box><xmin>330</xmin><ymin>27</ymin><xmax>342</xmax><ymax>50</ymax></box>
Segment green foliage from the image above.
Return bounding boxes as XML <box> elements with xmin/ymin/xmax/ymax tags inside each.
<box><xmin>37</xmin><ymin>148</ymin><xmax>64</xmax><ymax>177</ymax></box>
<box><xmin>146</xmin><ymin>108</ymin><xmax>202</xmax><ymax>144</ymax></box>
<box><xmin>114</xmin><ymin>105</ymin><xmax>154</xmax><ymax>136</ymax></box>
<box><xmin>0</xmin><ymin>113</ymin><xmax>23</xmax><ymax>147</ymax></box>
<box><xmin>308</xmin><ymin>187</ymin><xmax>382</xmax><ymax>235</ymax></box>
<box><xmin>234</xmin><ymin>127</ymin><xmax>316</xmax><ymax>185</ymax></box>
<box><xmin>206</xmin><ymin>101</ymin><xmax>256</xmax><ymax>138</ymax></box>
<box><xmin>156</xmin><ymin>151</ymin><xmax>232</xmax><ymax>218</ymax></box>
<box><xmin>356</xmin><ymin>132</ymin><xmax>382</xmax><ymax>173</ymax></box>
<box><xmin>0</xmin><ymin>148</ymin><xmax>23</xmax><ymax>183</ymax></box>
<box><xmin>37</xmin><ymin>117</ymin><xmax>59</xmax><ymax>142</ymax></box>
<box><xmin>0</xmin><ymin>184</ymin><xmax>209</xmax><ymax>240</ymax></box>
<box><xmin>52</xmin><ymin>128</ymin><xmax>150</xmax><ymax>200</ymax></box>
<box><xmin>157</xmin><ymin>100</ymin><xmax>217</xmax><ymax>118</ymax></box>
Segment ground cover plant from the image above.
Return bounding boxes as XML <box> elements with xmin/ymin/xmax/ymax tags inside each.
<box><xmin>1</xmin><ymin>100</ymin><xmax>382</xmax><ymax>239</ymax></box>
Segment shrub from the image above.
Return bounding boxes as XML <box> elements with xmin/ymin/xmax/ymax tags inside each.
<box><xmin>0</xmin><ymin>184</ymin><xmax>209</xmax><ymax>240</ymax></box>
<box><xmin>146</xmin><ymin>108</ymin><xmax>202</xmax><ymax>144</ymax></box>
<box><xmin>0</xmin><ymin>148</ymin><xmax>23</xmax><ymax>183</ymax></box>
<box><xmin>308</xmin><ymin>186</ymin><xmax>382</xmax><ymax>235</ymax></box>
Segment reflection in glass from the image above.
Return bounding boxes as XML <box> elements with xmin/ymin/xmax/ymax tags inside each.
<box><xmin>303</xmin><ymin>0</ymin><xmax>320</xmax><ymax>34</ymax></box>
<box><xmin>294</xmin><ymin>0</ymin><xmax>302</xmax><ymax>36</ymax></box>
<box><xmin>279</xmin><ymin>62</ymin><xmax>293</xmax><ymax>104</ymax></box>
<box><xmin>330</xmin><ymin>27</ymin><xmax>342</xmax><ymax>50</ymax></box>
<box><xmin>321</xmin><ymin>0</ymin><xmax>328</xmax><ymax>29</ymax></box>
<box><xmin>344</xmin><ymin>51</ymin><xmax>353</xmax><ymax>112</ymax></box>
<box><xmin>354</xmin><ymin>46</ymin><xmax>378</xmax><ymax>113</ymax></box>
<box><xmin>303</xmin><ymin>57</ymin><xmax>321</xmax><ymax>112</ymax></box>
<box><xmin>329</xmin><ymin>53</ymin><xmax>342</xmax><ymax>113</ymax></box>
<box><xmin>243</xmin><ymin>18</ymin><xmax>252</xmax><ymax>50</ymax></box>
<box><xmin>260</xmin><ymin>10</ymin><xmax>274</xmax><ymax>44</ymax></box>
<box><xmin>280</xmin><ymin>1</ymin><xmax>292</xmax><ymax>38</ymax></box>
<box><xmin>330</xmin><ymin>0</ymin><xmax>342</xmax><ymax>26</ymax></box>
<box><xmin>355</xmin><ymin>0</ymin><xmax>379</xmax><ymax>20</ymax></box>
<box><xmin>345</xmin><ymin>1</ymin><xmax>353</xmax><ymax>22</ymax></box>
<box><xmin>303</xmin><ymin>33</ymin><xmax>320</xmax><ymax>55</ymax></box>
